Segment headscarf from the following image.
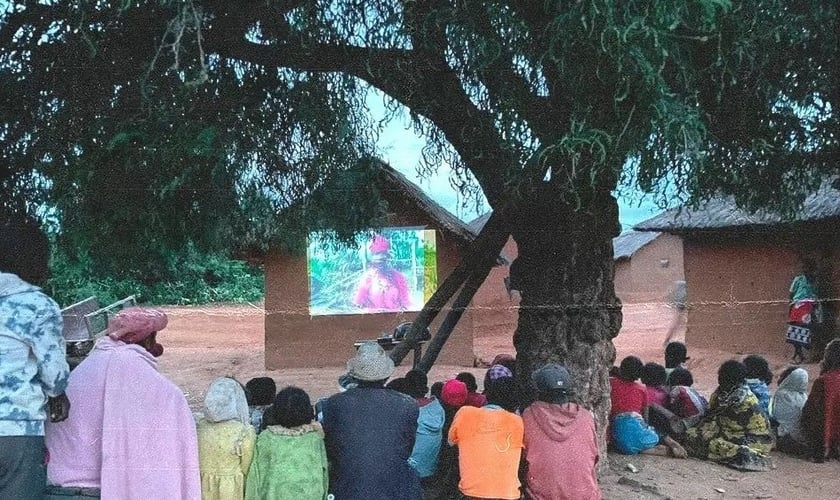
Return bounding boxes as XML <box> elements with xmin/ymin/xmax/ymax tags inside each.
<box><xmin>203</xmin><ymin>377</ymin><xmax>250</xmax><ymax>425</ymax></box>
<box><xmin>202</xmin><ymin>377</ymin><xmax>252</xmax><ymax>458</ymax></box>
<box><xmin>107</xmin><ymin>307</ymin><xmax>167</xmax><ymax>357</ymax></box>
<box><xmin>486</xmin><ymin>364</ymin><xmax>513</xmax><ymax>381</ymax></box>
<box><xmin>769</xmin><ymin>368</ymin><xmax>808</xmax><ymax>430</ymax></box>
<box><xmin>441</xmin><ymin>379</ymin><xmax>468</xmax><ymax>407</ymax></box>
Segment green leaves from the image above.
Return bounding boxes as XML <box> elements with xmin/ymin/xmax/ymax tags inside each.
<box><xmin>3</xmin><ymin>0</ymin><xmax>838</xmax><ymax>297</ymax></box>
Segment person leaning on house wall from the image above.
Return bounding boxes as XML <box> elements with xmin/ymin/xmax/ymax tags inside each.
<box><xmin>0</xmin><ymin>218</ymin><xmax>71</xmax><ymax>500</ymax></box>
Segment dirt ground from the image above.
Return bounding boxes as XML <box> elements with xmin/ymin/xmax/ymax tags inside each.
<box><xmin>157</xmin><ymin>302</ymin><xmax>839</xmax><ymax>499</ymax></box>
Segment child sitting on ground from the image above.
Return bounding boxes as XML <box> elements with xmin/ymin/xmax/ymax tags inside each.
<box><xmin>610</xmin><ymin>356</ymin><xmax>686</xmax><ymax>458</ymax></box>
<box><xmin>425</xmin><ymin>379</ymin><xmax>468</xmax><ymax>500</ymax></box>
<box><xmin>197</xmin><ymin>377</ymin><xmax>256</xmax><ymax>500</ymax></box>
<box><xmin>769</xmin><ymin>367</ymin><xmax>809</xmax><ymax>455</ymax></box>
<box><xmin>449</xmin><ymin>377</ymin><xmax>524</xmax><ymax>500</ymax></box>
<box><xmin>456</xmin><ymin>371</ymin><xmax>487</xmax><ymax>407</ymax></box>
<box><xmin>744</xmin><ymin>355</ymin><xmax>773</xmax><ymax>416</ymax></box>
<box><xmin>522</xmin><ymin>364</ymin><xmax>601</xmax><ymax>500</ymax></box>
<box><xmin>664</xmin><ymin>342</ymin><xmax>690</xmax><ymax>384</ymax></box>
<box><xmin>668</xmin><ymin>368</ymin><xmax>708</xmax><ymax>419</ymax></box>
<box><xmin>245</xmin><ymin>377</ymin><xmax>277</xmax><ymax>433</ymax></box>
<box><xmin>245</xmin><ymin>386</ymin><xmax>328</xmax><ymax>500</ymax></box>
<box><xmin>642</xmin><ymin>362</ymin><xmax>669</xmax><ymax>407</ymax></box>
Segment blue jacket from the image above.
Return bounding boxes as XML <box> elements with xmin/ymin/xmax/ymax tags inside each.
<box><xmin>321</xmin><ymin>386</ymin><xmax>421</xmax><ymax>500</ymax></box>
<box><xmin>746</xmin><ymin>379</ymin><xmax>771</xmax><ymax>416</ymax></box>
<box><xmin>409</xmin><ymin>397</ymin><xmax>445</xmax><ymax>478</ymax></box>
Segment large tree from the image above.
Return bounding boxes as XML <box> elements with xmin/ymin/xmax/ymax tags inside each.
<box><xmin>2</xmin><ymin>1</ymin><xmax>838</xmax><ymax>450</ymax></box>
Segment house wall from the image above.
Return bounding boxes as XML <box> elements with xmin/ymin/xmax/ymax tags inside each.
<box><xmin>264</xmin><ymin>199</ymin><xmax>475</xmax><ymax>369</ymax></box>
<box><xmin>683</xmin><ymin>236</ymin><xmax>840</xmax><ymax>357</ymax></box>
<box><xmin>615</xmin><ymin>234</ymin><xmax>685</xmax><ymax>305</ymax></box>
<box><xmin>471</xmin><ymin>237</ymin><xmax>520</xmax><ymax>339</ymax></box>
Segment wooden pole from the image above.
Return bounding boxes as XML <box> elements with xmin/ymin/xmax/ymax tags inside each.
<box><xmin>390</xmin><ymin>210</ymin><xmax>509</xmax><ymax>365</ymax></box>
<box><xmin>418</xmin><ymin>264</ymin><xmax>492</xmax><ymax>372</ymax></box>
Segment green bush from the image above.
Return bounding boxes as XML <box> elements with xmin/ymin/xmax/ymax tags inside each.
<box><xmin>49</xmin><ymin>248</ymin><xmax>264</xmax><ymax>307</ymax></box>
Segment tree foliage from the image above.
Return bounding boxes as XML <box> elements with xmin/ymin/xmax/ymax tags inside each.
<box><xmin>3</xmin><ymin>0</ymin><xmax>837</xmax><ymax>454</ymax></box>
<box><xmin>3</xmin><ymin>1</ymin><xmax>836</xmax><ymax>237</ymax></box>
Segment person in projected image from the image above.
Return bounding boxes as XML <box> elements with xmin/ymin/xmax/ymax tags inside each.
<box><xmin>353</xmin><ymin>234</ymin><xmax>411</xmax><ymax>312</ymax></box>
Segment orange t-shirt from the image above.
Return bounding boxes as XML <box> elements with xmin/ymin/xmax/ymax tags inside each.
<box><xmin>448</xmin><ymin>405</ymin><xmax>524</xmax><ymax>499</ymax></box>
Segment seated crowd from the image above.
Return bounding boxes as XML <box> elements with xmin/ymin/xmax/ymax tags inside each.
<box><xmin>41</xmin><ymin>308</ymin><xmax>840</xmax><ymax>500</ymax></box>
<box><xmin>608</xmin><ymin>341</ymin><xmax>840</xmax><ymax>472</ymax></box>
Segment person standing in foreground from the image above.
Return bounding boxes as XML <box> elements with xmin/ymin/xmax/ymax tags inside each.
<box><xmin>46</xmin><ymin>307</ymin><xmax>200</xmax><ymax>500</ymax></box>
<box><xmin>448</xmin><ymin>376</ymin><xmax>524</xmax><ymax>500</ymax></box>
<box><xmin>0</xmin><ymin>219</ymin><xmax>71</xmax><ymax>500</ymax></box>
<box><xmin>522</xmin><ymin>364</ymin><xmax>600</xmax><ymax>500</ymax></box>
<box><xmin>320</xmin><ymin>341</ymin><xmax>421</xmax><ymax>499</ymax></box>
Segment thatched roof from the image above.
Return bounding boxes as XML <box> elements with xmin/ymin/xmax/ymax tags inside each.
<box><xmin>613</xmin><ymin>231</ymin><xmax>661</xmax><ymax>260</ymax></box>
<box><xmin>377</xmin><ymin>162</ymin><xmax>477</xmax><ymax>244</ymax></box>
<box><xmin>635</xmin><ymin>182</ymin><xmax>840</xmax><ymax>233</ymax></box>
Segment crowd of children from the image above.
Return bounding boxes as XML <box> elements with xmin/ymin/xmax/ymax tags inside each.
<box><xmin>608</xmin><ymin>340</ymin><xmax>840</xmax><ymax>471</ymax></box>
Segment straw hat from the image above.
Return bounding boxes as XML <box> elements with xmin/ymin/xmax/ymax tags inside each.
<box><xmin>347</xmin><ymin>342</ymin><xmax>395</xmax><ymax>382</ymax></box>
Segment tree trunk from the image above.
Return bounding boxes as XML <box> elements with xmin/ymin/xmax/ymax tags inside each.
<box><xmin>510</xmin><ymin>186</ymin><xmax>622</xmax><ymax>462</ymax></box>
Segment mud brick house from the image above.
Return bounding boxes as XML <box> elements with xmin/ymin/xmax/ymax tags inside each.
<box><xmin>613</xmin><ymin>230</ymin><xmax>685</xmax><ymax>305</ymax></box>
<box><xmin>263</xmin><ymin>163</ymin><xmax>508</xmax><ymax>369</ymax></box>
<box><xmin>635</xmin><ymin>184</ymin><xmax>840</xmax><ymax>357</ymax></box>
<box><xmin>464</xmin><ymin>218</ymin><xmax>686</xmax><ymax>341</ymax></box>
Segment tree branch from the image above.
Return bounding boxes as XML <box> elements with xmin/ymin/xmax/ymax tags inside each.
<box><xmin>209</xmin><ymin>35</ymin><xmax>514</xmax><ymax>206</ymax></box>
<box><xmin>467</xmin><ymin>3</ymin><xmax>560</xmax><ymax>141</ymax></box>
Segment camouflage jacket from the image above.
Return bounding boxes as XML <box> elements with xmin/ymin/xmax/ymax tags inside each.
<box><xmin>0</xmin><ymin>273</ymin><xmax>69</xmax><ymax>436</ymax></box>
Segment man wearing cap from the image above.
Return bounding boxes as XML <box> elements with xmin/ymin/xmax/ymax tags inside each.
<box><xmin>320</xmin><ymin>341</ymin><xmax>421</xmax><ymax>499</ymax></box>
<box><xmin>522</xmin><ymin>364</ymin><xmax>600</xmax><ymax>500</ymax></box>
<box><xmin>45</xmin><ymin>307</ymin><xmax>200</xmax><ymax>500</ymax></box>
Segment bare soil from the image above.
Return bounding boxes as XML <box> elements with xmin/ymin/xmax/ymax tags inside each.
<box><xmin>157</xmin><ymin>302</ymin><xmax>839</xmax><ymax>499</ymax></box>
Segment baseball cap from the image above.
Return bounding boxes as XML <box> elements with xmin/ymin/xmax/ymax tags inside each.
<box><xmin>532</xmin><ymin>363</ymin><xmax>572</xmax><ymax>392</ymax></box>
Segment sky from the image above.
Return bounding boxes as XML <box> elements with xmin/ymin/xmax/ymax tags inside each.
<box><xmin>370</xmin><ymin>95</ymin><xmax>664</xmax><ymax>231</ymax></box>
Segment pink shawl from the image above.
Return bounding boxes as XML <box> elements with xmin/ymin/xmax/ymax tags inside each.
<box><xmin>46</xmin><ymin>337</ymin><xmax>200</xmax><ymax>499</ymax></box>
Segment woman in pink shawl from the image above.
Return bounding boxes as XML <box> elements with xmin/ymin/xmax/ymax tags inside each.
<box><xmin>46</xmin><ymin>307</ymin><xmax>200</xmax><ymax>500</ymax></box>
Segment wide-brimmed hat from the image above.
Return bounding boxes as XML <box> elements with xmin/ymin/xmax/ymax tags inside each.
<box><xmin>347</xmin><ymin>342</ymin><xmax>395</xmax><ymax>382</ymax></box>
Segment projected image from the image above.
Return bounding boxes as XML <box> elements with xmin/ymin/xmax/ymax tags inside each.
<box><xmin>307</xmin><ymin>228</ymin><xmax>437</xmax><ymax>316</ymax></box>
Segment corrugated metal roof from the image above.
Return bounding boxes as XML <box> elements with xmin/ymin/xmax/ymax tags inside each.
<box><xmin>634</xmin><ymin>182</ymin><xmax>840</xmax><ymax>232</ymax></box>
<box><xmin>613</xmin><ymin>230</ymin><xmax>661</xmax><ymax>260</ymax></box>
